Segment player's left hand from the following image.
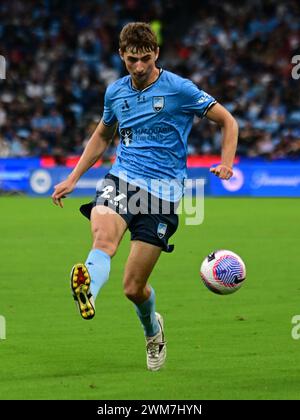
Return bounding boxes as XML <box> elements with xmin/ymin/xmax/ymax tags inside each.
<box><xmin>210</xmin><ymin>164</ymin><xmax>233</xmax><ymax>180</ymax></box>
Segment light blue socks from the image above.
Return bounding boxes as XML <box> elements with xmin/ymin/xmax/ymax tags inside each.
<box><xmin>85</xmin><ymin>249</ymin><xmax>158</xmax><ymax>338</ymax></box>
<box><xmin>135</xmin><ymin>286</ymin><xmax>160</xmax><ymax>337</ymax></box>
<box><xmin>85</xmin><ymin>249</ymin><xmax>111</xmax><ymax>299</ymax></box>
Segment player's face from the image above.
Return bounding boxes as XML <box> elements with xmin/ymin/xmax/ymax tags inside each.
<box><xmin>120</xmin><ymin>48</ymin><xmax>159</xmax><ymax>89</ymax></box>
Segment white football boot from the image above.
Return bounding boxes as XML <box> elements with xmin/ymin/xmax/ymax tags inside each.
<box><xmin>70</xmin><ymin>263</ymin><xmax>95</xmax><ymax>320</ymax></box>
<box><xmin>146</xmin><ymin>312</ymin><xmax>166</xmax><ymax>371</ymax></box>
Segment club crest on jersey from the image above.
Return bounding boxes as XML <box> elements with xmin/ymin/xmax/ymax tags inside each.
<box><xmin>153</xmin><ymin>96</ymin><xmax>165</xmax><ymax>112</ymax></box>
<box><xmin>157</xmin><ymin>223</ymin><xmax>167</xmax><ymax>239</ymax></box>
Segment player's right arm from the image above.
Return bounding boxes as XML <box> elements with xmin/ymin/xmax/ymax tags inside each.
<box><xmin>52</xmin><ymin>120</ymin><xmax>117</xmax><ymax>207</ymax></box>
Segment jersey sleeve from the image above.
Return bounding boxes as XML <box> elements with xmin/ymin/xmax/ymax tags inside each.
<box><xmin>102</xmin><ymin>86</ymin><xmax>117</xmax><ymax>126</ymax></box>
<box><xmin>180</xmin><ymin>79</ymin><xmax>217</xmax><ymax>118</ymax></box>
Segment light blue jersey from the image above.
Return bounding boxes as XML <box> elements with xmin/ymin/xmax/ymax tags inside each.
<box><xmin>103</xmin><ymin>69</ymin><xmax>216</xmax><ymax>201</ymax></box>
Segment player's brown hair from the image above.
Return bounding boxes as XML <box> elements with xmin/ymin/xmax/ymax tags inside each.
<box><xmin>119</xmin><ymin>22</ymin><xmax>158</xmax><ymax>53</ymax></box>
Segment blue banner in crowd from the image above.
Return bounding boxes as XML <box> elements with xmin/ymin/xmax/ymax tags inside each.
<box><xmin>1</xmin><ymin>158</ymin><xmax>300</xmax><ymax>197</ymax></box>
<box><xmin>210</xmin><ymin>164</ymin><xmax>300</xmax><ymax>197</ymax></box>
<box><xmin>0</xmin><ymin>157</ymin><xmax>40</xmax><ymax>192</ymax></box>
<box><xmin>28</xmin><ymin>167</ymin><xmax>109</xmax><ymax>196</ymax></box>
<box><xmin>27</xmin><ymin>167</ymin><xmax>210</xmax><ymax>197</ymax></box>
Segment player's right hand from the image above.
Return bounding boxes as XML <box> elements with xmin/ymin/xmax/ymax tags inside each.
<box><xmin>52</xmin><ymin>179</ymin><xmax>76</xmax><ymax>208</ymax></box>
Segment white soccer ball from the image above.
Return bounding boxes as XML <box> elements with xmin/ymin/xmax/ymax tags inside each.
<box><xmin>200</xmin><ymin>250</ymin><xmax>246</xmax><ymax>295</ymax></box>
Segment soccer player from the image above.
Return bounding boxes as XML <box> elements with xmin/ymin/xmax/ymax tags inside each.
<box><xmin>52</xmin><ymin>22</ymin><xmax>238</xmax><ymax>371</ymax></box>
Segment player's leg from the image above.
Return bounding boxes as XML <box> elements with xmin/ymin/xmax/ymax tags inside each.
<box><xmin>123</xmin><ymin>240</ymin><xmax>166</xmax><ymax>370</ymax></box>
<box><xmin>88</xmin><ymin>206</ymin><xmax>127</xmax><ymax>297</ymax></box>
<box><xmin>71</xmin><ymin>206</ymin><xmax>127</xmax><ymax>319</ymax></box>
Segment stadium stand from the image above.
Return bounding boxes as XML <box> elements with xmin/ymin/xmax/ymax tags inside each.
<box><xmin>0</xmin><ymin>0</ymin><xmax>299</xmax><ymax>161</ymax></box>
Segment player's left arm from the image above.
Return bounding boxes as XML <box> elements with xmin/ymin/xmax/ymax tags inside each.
<box><xmin>205</xmin><ymin>103</ymin><xmax>238</xmax><ymax>180</ymax></box>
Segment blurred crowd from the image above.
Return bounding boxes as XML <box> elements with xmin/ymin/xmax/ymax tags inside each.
<box><xmin>0</xmin><ymin>0</ymin><xmax>299</xmax><ymax>161</ymax></box>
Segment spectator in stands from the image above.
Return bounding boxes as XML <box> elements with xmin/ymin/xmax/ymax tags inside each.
<box><xmin>0</xmin><ymin>0</ymin><xmax>299</xmax><ymax>160</ymax></box>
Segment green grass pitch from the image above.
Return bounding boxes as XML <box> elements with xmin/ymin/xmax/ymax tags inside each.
<box><xmin>0</xmin><ymin>196</ymin><xmax>300</xmax><ymax>400</ymax></box>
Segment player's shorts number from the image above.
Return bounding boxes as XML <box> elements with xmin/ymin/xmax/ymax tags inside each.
<box><xmin>100</xmin><ymin>185</ymin><xmax>114</xmax><ymax>199</ymax></box>
<box><xmin>100</xmin><ymin>185</ymin><xmax>127</xmax><ymax>203</ymax></box>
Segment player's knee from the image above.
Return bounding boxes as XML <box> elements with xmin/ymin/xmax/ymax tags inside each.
<box><xmin>92</xmin><ymin>229</ymin><xmax>117</xmax><ymax>257</ymax></box>
<box><xmin>123</xmin><ymin>280</ymin><xmax>144</xmax><ymax>302</ymax></box>
<box><xmin>93</xmin><ymin>239</ymin><xmax>117</xmax><ymax>256</ymax></box>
